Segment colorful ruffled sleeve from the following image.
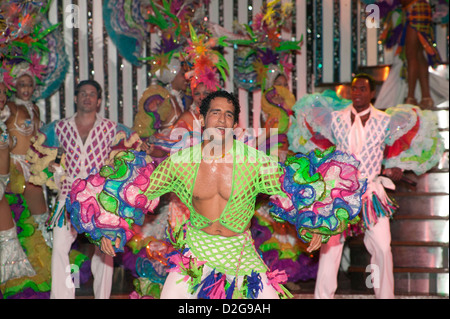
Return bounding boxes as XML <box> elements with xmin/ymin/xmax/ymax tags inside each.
<box><xmin>67</xmin><ymin>150</ymin><xmax>161</xmax><ymax>252</ymax></box>
<box><xmin>67</xmin><ymin>150</ymin><xmax>178</xmax><ymax>252</ymax></box>
<box><xmin>26</xmin><ymin>120</ymin><xmax>61</xmax><ymax>190</ymax></box>
<box><xmin>269</xmin><ymin>147</ymin><xmax>367</xmax><ymax>243</ymax></box>
<box><xmin>287</xmin><ymin>90</ymin><xmax>351</xmax><ymax>154</ymax></box>
<box><xmin>110</xmin><ymin>123</ymin><xmax>143</xmax><ymax>156</ymax></box>
<box><xmin>383</xmin><ymin>104</ymin><xmax>445</xmax><ymax>175</ymax></box>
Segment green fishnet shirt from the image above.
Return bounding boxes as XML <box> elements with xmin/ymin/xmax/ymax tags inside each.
<box><xmin>145</xmin><ymin>139</ymin><xmax>287</xmax><ymax>233</ymax></box>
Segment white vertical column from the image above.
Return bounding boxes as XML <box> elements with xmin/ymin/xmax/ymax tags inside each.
<box><xmin>92</xmin><ymin>0</ymin><xmax>105</xmax><ymax>116</ymax></box>
<box><xmin>35</xmin><ymin>99</ymin><xmax>46</xmax><ymax>124</ymax></box>
<box><xmin>77</xmin><ymin>0</ymin><xmax>89</xmax><ymax>80</ymax></box>
<box><xmin>237</xmin><ymin>0</ymin><xmax>249</xmax><ymax>129</ymax></box>
<box><xmin>366</xmin><ymin>27</ymin><xmax>378</xmax><ymax>66</ymax></box>
<box><xmin>63</xmin><ymin>0</ymin><xmax>75</xmax><ymax>117</ymax></box>
<box><xmin>296</xmin><ymin>0</ymin><xmax>307</xmax><ymax>98</ymax></box>
<box><xmin>223</xmin><ymin>0</ymin><xmax>234</xmax><ymax>93</ymax></box>
<box><xmin>365</xmin><ymin>2</ymin><xmax>378</xmax><ymax>67</ymax></box>
<box><xmin>209</xmin><ymin>0</ymin><xmax>219</xmax><ymax>24</ymax></box>
<box><xmin>322</xmin><ymin>0</ymin><xmax>334</xmax><ymax>83</ymax></box>
<box><xmin>436</xmin><ymin>24</ymin><xmax>448</xmax><ymax>64</ymax></box>
<box><xmin>339</xmin><ymin>0</ymin><xmax>352</xmax><ymax>83</ymax></box>
<box><xmin>107</xmin><ymin>36</ymin><xmax>118</xmax><ymax>122</ymax></box>
<box><xmin>281</xmin><ymin>0</ymin><xmax>292</xmax><ymax>87</ymax></box>
<box><xmin>356</xmin><ymin>1</ymin><xmax>361</xmax><ymax>67</ymax></box>
<box><xmin>48</xmin><ymin>0</ymin><xmax>60</xmax><ymax>122</ymax></box>
<box><xmin>252</xmin><ymin>0</ymin><xmax>263</xmax><ymax>131</ymax></box>
<box><xmin>136</xmin><ymin>46</ymin><xmax>148</xmax><ymax>103</ymax></box>
<box><xmin>122</xmin><ymin>60</ymin><xmax>133</xmax><ymax>127</ymax></box>
<box><xmin>149</xmin><ymin>32</ymin><xmax>160</xmax><ymax>79</ymax></box>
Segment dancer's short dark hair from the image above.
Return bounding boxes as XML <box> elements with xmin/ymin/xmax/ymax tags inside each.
<box><xmin>353</xmin><ymin>73</ymin><xmax>376</xmax><ymax>92</ymax></box>
<box><xmin>200</xmin><ymin>90</ymin><xmax>240</xmax><ymax>124</ymax></box>
<box><xmin>75</xmin><ymin>79</ymin><xmax>103</xmax><ymax>99</ymax></box>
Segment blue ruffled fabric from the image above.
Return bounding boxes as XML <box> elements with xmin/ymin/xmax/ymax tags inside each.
<box><xmin>269</xmin><ymin>147</ymin><xmax>366</xmax><ymax>242</ymax></box>
<box><xmin>67</xmin><ymin>151</ymin><xmax>156</xmax><ymax>252</ymax></box>
<box><xmin>136</xmin><ymin>257</ymin><xmax>167</xmax><ymax>285</ymax></box>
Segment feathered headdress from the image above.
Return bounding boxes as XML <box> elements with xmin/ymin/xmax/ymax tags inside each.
<box><xmin>230</xmin><ymin>0</ymin><xmax>302</xmax><ymax>92</ymax></box>
<box><xmin>150</xmin><ymin>32</ymin><xmax>183</xmax><ymax>84</ymax></box>
<box><xmin>140</xmin><ymin>0</ymin><xmax>210</xmax><ymax>83</ymax></box>
<box><xmin>1</xmin><ymin>0</ymin><xmax>68</xmax><ymax>99</ymax></box>
<box><xmin>10</xmin><ymin>56</ymin><xmax>45</xmax><ymax>87</ymax></box>
<box><xmin>184</xmin><ymin>22</ymin><xmax>229</xmax><ymax>91</ymax></box>
<box><xmin>0</xmin><ymin>63</ymin><xmax>14</xmax><ymax>92</ymax></box>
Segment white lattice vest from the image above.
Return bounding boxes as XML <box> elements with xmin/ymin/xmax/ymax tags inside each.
<box><xmin>330</xmin><ymin>106</ymin><xmax>391</xmax><ymax>183</ymax></box>
<box><xmin>55</xmin><ymin>115</ymin><xmax>117</xmax><ymax>198</ymax></box>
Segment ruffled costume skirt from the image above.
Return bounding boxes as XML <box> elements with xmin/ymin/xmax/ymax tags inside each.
<box><xmin>0</xmin><ymin>193</ymin><xmax>51</xmax><ymax>298</ymax></box>
<box><xmin>163</xmin><ymin>223</ymin><xmax>292</xmax><ymax>299</ymax></box>
<box><xmin>252</xmin><ymin>203</ymin><xmax>319</xmax><ymax>283</ymax></box>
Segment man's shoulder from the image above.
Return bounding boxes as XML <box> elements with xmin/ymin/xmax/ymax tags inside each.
<box><xmin>43</xmin><ymin>118</ymin><xmax>65</xmax><ymax>131</ymax></box>
<box><xmin>95</xmin><ymin>116</ymin><xmax>122</xmax><ymax>133</ymax></box>
<box><xmin>371</xmin><ymin>107</ymin><xmax>391</xmax><ymax>119</ymax></box>
<box><xmin>168</xmin><ymin>142</ymin><xmax>201</xmax><ymax>164</ymax></box>
<box><xmin>332</xmin><ymin>106</ymin><xmax>351</xmax><ymax>116</ymax></box>
<box><xmin>97</xmin><ymin>116</ymin><xmax>116</xmax><ymax>125</ymax></box>
<box><xmin>234</xmin><ymin>139</ymin><xmax>276</xmax><ymax>164</ymax></box>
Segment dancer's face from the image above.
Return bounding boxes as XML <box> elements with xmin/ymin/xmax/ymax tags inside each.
<box><xmin>0</xmin><ymin>83</ymin><xmax>7</xmax><ymax>109</ymax></box>
<box><xmin>200</xmin><ymin>97</ymin><xmax>237</xmax><ymax>144</ymax></box>
<box><xmin>192</xmin><ymin>83</ymin><xmax>211</xmax><ymax>107</ymax></box>
<box><xmin>273</xmin><ymin>74</ymin><xmax>288</xmax><ymax>89</ymax></box>
<box><xmin>171</xmin><ymin>68</ymin><xmax>188</xmax><ymax>92</ymax></box>
<box><xmin>351</xmin><ymin>78</ymin><xmax>374</xmax><ymax>111</ymax></box>
<box><xmin>15</xmin><ymin>75</ymin><xmax>34</xmax><ymax>101</ymax></box>
<box><xmin>75</xmin><ymin>84</ymin><xmax>101</xmax><ymax>113</ymax></box>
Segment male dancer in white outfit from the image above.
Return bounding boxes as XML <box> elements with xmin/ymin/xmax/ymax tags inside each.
<box><xmin>27</xmin><ymin>80</ymin><xmax>141</xmax><ymax>298</ymax></box>
<box><xmin>314</xmin><ymin>74</ymin><xmax>403</xmax><ymax>299</ymax></box>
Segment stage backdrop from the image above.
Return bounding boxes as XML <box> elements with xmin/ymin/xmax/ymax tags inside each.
<box><xmin>38</xmin><ymin>0</ymin><xmax>449</xmax><ymax>131</ymax></box>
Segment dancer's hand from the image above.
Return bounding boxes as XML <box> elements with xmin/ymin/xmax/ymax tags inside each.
<box><xmin>100</xmin><ymin>237</ymin><xmax>121</xmax><ymax>257</ymax></box>
<box><xmin>48</xmin><ymin>161</ymin><xmax>61</xmax><ymax>173</ymax></box>
<box><xmin>302</xmin><ymin>230</ymin><xmax>322</xmax><ymax>252</ymax></box>
<box><xmin>382</xmin><ymin>167</ymin><xmax>403</xmax><ymax>182</ymax></box>
<box><xmin>140</xmin><ymin>141</ymin><xmax>154</xmax><ymax>155</ymax></box>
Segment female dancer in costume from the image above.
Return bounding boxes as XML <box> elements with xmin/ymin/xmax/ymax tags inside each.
<box><xmin>0</xmin><ymin>77</ymin><xmax>51</xmax><ymax>298</ymax></box>
<box><xmin>0</xmin><ymin>79</ymin><xmax>36</xmax><ymax>286</ymax></box>
<box><xmin>9</xmin><ymin>63</ymin><xmax>51</xmax><ymax>246</ymax></box>
<box><xmin>133</xmin><ymin>58</ymin><xmax>189</xmax><ymax>163</ymax></box>
<box><xmin>380</xmin><ymin>0</ymin><xmax>443</xmax><ymax>108</ymax></box>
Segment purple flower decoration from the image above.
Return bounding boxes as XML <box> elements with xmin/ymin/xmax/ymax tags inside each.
<box><xmin>155</xmin><ymin>34</ymin><xmax>182</xmax><ymax>54</ymax></box>
<box><xmin>257</xmin><ymin>48</ymin><xmax>279</xmax><ymax>66</ymax></box>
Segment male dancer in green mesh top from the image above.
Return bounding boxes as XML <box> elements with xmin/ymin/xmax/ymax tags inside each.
<box><xmin>98</xmin><ymin>91</ymin><xmax>322</xmax><ymax>298</ymax></box>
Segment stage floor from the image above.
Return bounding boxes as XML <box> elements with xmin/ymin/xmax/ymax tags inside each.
<box><xmin>74</xmin><ymin>266</ymin><xmax>448</xmax><ymax>299</ymax></box>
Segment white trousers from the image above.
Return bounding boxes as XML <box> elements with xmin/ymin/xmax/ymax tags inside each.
<box><xmin>50</xmin><ymin>222</ymin><xmax>114</xmax><ymax>299</ymax></box>
<box><xmin>314</xmin><ymin>217</ymin><xmax>395</xmax><ymax>299</ymax></box>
